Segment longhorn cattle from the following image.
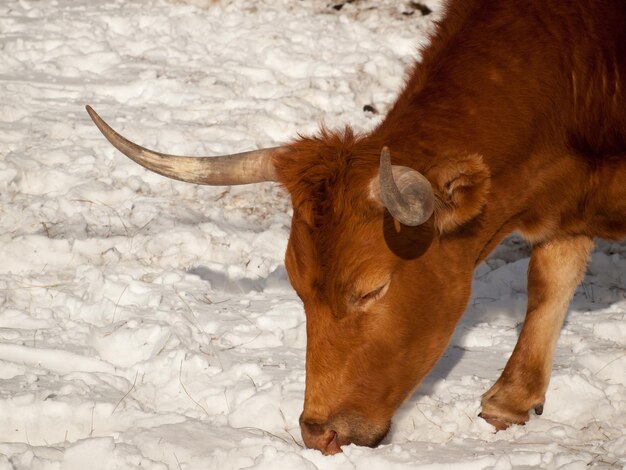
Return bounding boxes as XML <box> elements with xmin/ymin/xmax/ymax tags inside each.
<box><xmin>87</xmin><ymin>0</ymin><xmax>626</xmax><ymax>456</ymax></box>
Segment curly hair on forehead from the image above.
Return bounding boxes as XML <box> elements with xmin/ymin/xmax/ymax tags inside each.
<box><xmin>273</xmin><ymin>126</ymin><xmax>383</xmax><ymax>228</ymax></box>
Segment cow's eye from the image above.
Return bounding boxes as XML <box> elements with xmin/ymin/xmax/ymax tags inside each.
<box><xmin>354</xmin><ymin>281</ymin><xmax>390</xmax><ymax>306</ymax></box>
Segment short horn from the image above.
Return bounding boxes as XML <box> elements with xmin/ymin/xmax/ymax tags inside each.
<box><xmin>378</xmin><ymin>147</ymin><xmax>434</xmax><ymax>226</ymax></box>
<box><xmin>86</xmin><ymin>105</ymin><xmax>282</xmax><ymax>185</ymax></box>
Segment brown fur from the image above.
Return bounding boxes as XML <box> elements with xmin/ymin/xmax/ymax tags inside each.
<box><xmin>480</xmin><ymin>236</ymin><xmax>594</xmax><ymax>429</ymax></box>
<box><xmin>273</xmin><ymin>0</ymin><xmax>626</xmax><ymax>454</ymax></box>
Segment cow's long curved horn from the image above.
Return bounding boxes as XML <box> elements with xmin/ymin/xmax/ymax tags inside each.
<box><xmin>378</xmin><ymin>147</ymin><xmax>434</xmax><ymax>226</ymax></box>
<box><xmin>86</xmin><ymin>105</ymin><xmax>281</xmax><ymax>185</ymax></box>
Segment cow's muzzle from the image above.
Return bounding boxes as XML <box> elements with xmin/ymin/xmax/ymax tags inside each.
<box><xmin>299</xmin><ymin>412</ymin><xmax>390</xmax><ymax>455</ymax></box>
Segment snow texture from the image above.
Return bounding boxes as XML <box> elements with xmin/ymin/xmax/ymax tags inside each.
<box><xmin>0</xmin><ymin>0</ymin><xmax>625</xmax><ymax>468</ymax></box>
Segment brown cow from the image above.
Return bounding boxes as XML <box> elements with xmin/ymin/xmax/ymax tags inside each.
<box><xmin>87</xmin><ymin>0</ymin><xmax>626</xmax><ymax>455</ymax></box>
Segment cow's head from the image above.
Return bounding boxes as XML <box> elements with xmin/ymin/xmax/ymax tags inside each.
<box><xmin>87</xmin><ymin>107</ymin><xmax>490</xmax><ymax>454</ymax></box>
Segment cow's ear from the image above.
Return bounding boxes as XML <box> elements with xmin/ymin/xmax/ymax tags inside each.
<box><xmin>426</xmin><ymin>154</ymin><xmax>491</xmax><ymax>233</ymax></box>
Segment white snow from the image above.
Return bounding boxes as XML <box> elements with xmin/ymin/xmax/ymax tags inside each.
<box><xmin>1</xmin><ymin>0</ymin><xmax>625</xmax><ymax>468</ymax></box>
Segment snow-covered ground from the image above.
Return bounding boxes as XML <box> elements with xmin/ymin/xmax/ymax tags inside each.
<box><xmin>1</xmin><ymin>0</ymin><xmax>625</xmax><ymax>468</ymax></box>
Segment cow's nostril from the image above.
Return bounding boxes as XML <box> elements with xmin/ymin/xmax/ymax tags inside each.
<box><xmin>325</xmin><ymin>431</ymin><xmax>342</xmax><ymax>455</ymax></box>
<box><xmin>300</xmin><ymin>416</ymin><xmax>346</xmax><ymax>454</ymax></box>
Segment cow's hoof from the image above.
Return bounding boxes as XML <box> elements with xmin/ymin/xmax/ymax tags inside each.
<box><xmin>479</xmin><ymin>383</ymin><xmax>545</xmax><ymax>431</ymax></box>
<box><xmin>478</xmin><ymin>402</ymin><xmax>544</xmax><ymax>431</ymax></box>
<box><xmin>477</xmin><ymin>412</ymin><xmax>513</xmax><ymax>431</ymax></box>
<box><xmin>478</xmin><ymin>377</ymin><xmax>545</xmax><ymax>431</ymax></box>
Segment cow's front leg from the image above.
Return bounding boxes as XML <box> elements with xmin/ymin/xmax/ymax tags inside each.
<box><xmin>480</xmin><ymin>235</ymin><xmax>593</xmax><ymax>430</ymax></box>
